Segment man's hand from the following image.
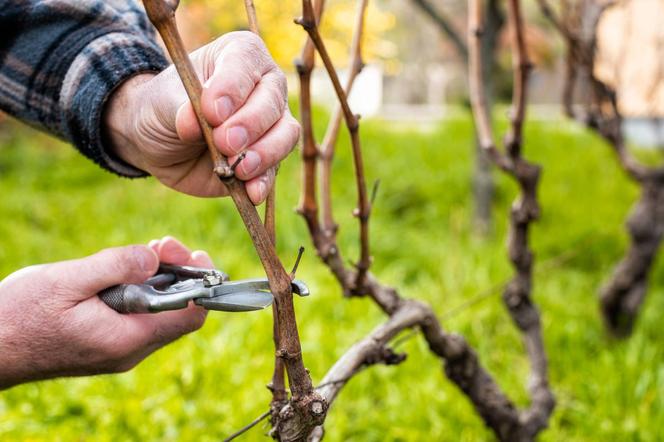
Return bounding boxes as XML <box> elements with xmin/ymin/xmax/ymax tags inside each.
<box><xmin>0</xmin><ymin>237</ymin><xmax>211</xmax><ymax>390</ymax></box>
<box><xmin>104</xmin><ymin>31</ymin><xmax>300</xmax><ymax>204</ymax></box>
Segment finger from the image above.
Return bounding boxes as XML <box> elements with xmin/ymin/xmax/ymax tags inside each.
<box><xmin>148</xmin><ymin>239</ymin><xmax>161</xmax><ymax>258</ymax></box>
<box><xmin>119</xmin><ymin>248</ymin><xmax>211</xmax><ymax>345</ymax></box>
<box><xmin>154</xmin><ymin>236</ymin><xmax>192</xmax><ymax>266</ymax></box>
<box><xmin>175</xmin><ymin>100</ymin><xmax>203</xmax><ymax>143</ymax></box>
<box><xmin>147</xmin><ymin>64</ymin><xmax>192</xmax><ymax>136</ymax></box>
<box><xmin>125</xmin><ymin>306</ymin><xmax>208</xmax><ymax>346</ymax></box>
<box><xmin>68</xmin><ymin>293</ymin><xmax>205</xmax><ymax>374</ymax></box>
<box><xmin>94</xmin><ymin>245</ymin><xmax>212</xmax><ymax>353</ymax></box>
<box><xmin>123</xmin><ymin>248</ymin><xmax>214</xmax><ymax>343</ymax></box>
<box><xmin>156</xmin><ymin>154</ymin><xmax>230</xmax><ymax>198</ymax></box>
<box><xmin>245</xmin><ymin>167</ymin><xmax>275</xmax><ymax>205</ymax></box>
<box><xmin>189</xmin><ymin>250</ymin><xmax>214</xmax><ymax>268</ymax></box>
<box><xmin>229</xmin><ymin>111</ymin><xmax>300</xmax><ymax>181</ymax></box>
<box><xmin>127</xmin><ymin>250</ymin><xmax>214</xmax><ymax>343</ymax></box>
<box><xmin>212</xmin><ymin>69</ymin><xmax>287</xmax><ymax>157</ymax></box>
<box><xmin>90</xmin><ymin>305</ymin><xmax>207</xmax><ymax>367</ymax></box>
<box><xmin>200</xmin><ymin>32</ymin><xmax>275</xmax><ymax>127</ymax></box>
<box><xmin>48</xmin><ymin>245</ymin><xmax>159</xmax><ymax>296</ymax></box>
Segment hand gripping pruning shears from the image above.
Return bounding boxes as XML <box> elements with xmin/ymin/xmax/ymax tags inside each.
<box><xmin>98</xmin><ymin>263</ymin><xmax>309</xmax><ymax>313</ymax></box>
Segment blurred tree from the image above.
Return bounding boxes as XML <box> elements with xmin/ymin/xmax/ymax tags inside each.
<box><xmin>178</xmin><ymin>0</ymin><xmax>395</xmax><ymax>69</ymax></box>
<box><xmin>402</xmin><ymin>0</ymin><xmax>556</xmax><ymax>235</ymax></box>
<box><xmin>408</xmin><ymin>0</ymin><xmax>504</xmax><ymax>235</ymax></box>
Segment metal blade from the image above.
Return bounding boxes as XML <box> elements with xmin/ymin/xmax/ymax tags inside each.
<box><xmin>210</xmin><ymin>278</ymin><xmax>310</xmax><ymax>297</ymax></box>
<box><xmin>195</xmin><ymin>290</ymin><xmax>274</xmax><ymax>312</ymax></box>
<box><xmin>291</xmin><ymin>279</ymin><xmax>310</xmax><ymax>296</ymax></box>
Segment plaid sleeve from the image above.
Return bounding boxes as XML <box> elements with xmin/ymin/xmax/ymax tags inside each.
<box><xmin>0</xmin><ymin>0</ymin><xmax>169</xmax><ymax>177</ymax></box>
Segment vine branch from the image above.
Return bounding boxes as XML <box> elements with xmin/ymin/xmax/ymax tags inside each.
<box><xmin>319</xmin><ymin>0</ymin><xmax>368</xmax><ymax>235</ymax></box>
<box><xmin>538</xmin><ymin>0</ymin><xmax>664</xmax><ymax>336</ymax></box>
<box><xmin>282</xmin><ymin>0</ymin><xmax>555</xmax><ymax>439</ymax></box>
<box><xmin>141</xmin><ymin>1</ymin><xmax>324</xmax><ymax>439</ymax></box>
<box><xmin>467</xmin><ymin>0</ymin><xmax>554</xmax><ymax>437</ymax></box>
<box><xmin>241</xmin><ymin>0</ymin><xmax>288</xmax><ymax>412</ymax></box>
<box><xmin>296</xmin><ymin>0</ymin><xmax>372</xmax><ymax>292</ymax></box>
<box><xmin>410</xmin><ymin>0</ymin><xmax>468</xmax><ymax>61</ymax></box>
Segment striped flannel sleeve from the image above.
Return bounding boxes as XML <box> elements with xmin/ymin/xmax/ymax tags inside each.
<box><xmin>0</xmin><ymin>0</ymin><xmax>169</xmax><ymax>177</ymax></box>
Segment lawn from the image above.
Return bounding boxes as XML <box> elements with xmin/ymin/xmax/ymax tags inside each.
<box><xmin>1</xmin><ymin>110</ymin><xmax>664</xmax><ymax>441</ymax></box>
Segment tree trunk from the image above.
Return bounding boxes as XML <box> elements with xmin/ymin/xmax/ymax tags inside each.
<box><xmin>473</xmin><ymin>0</ymin><xmax>504</xmax><ymax>234</ymax></box>
<box><xmin>600</xmin><ymin>180</ymin><xmax>664</xmax><ymax>336</ymax></box>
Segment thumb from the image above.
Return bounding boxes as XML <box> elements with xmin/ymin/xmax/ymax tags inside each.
<box><xmin>48</xmin><ymin>245</ymin><xmax>159</xmax><ymax>298</ymax></box>
<box><xmin>149</xmin><ymin>64</ymin><xmax>196</xmax><ymax>139</ymax></box>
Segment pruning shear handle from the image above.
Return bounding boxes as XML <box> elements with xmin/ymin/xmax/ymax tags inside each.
<box><xmin>98</xmin><ymin>263</ymin><xmax>309</xmax><ymax>314</ymax></box>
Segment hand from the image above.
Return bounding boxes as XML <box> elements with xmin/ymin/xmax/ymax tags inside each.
<box><xmin>0</xmin><ymin>237</ymin><xmax>211</xmax><ymax>390</ymax></box>
<box><xmin>104</xmin><ymin>31</ymin><xmax>300</xmax><ymax>204</ymax></box>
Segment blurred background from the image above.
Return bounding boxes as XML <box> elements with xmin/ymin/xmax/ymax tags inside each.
<box><xmin>175</xmin><ymin>0</ymin><xmax>664</xmax><ymax>145</ymax></box>
<box><xmin>1</xmin><ymin>0</ymin><xmax>664</xmax><ymax>441</ymax></box>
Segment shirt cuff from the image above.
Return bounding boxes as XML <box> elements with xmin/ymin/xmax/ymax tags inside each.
<box><xmin>59</xmin><ymin>32</ymin><xmax>168</xmax><ymax>177</ymax></box>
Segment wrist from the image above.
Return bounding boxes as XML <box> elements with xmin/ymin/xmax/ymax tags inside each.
<box><xmin>103</xmin><ymin>73</ymin><xmax>156</xmax><ymax>170</ymax></box>
<box><xmin>0</xmin><ymin>318</ymin><xmax>28</xmax><ymax>390</ymax></box>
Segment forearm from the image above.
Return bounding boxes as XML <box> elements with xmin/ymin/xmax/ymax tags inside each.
<box><xmin>0</xmin><ymin>267</ymin><xmax>65</xmax><ymax>390</ymax></box>
<box><xmin>0</xmin><ymin>239</ymin><xmax>209</xmax><ymax>390</ymax></box>
<box><xmin>0</xmin><ymin>322</ymin><xmax>29</xmax><ymax>390</ymax></box>
<box><xmin>0</xmin><ymin>328</ymin><xmax>57</xmax><ymax>391</ymax></box>
<box><xmin>102</xmin><ymin>73</ymin><xmax>157</xmax><ymax>171</ymax></box>
<box><xmin>0</xmin><ymin>0</ymin><xmax>167</xmax><ymax>176</ymax></box>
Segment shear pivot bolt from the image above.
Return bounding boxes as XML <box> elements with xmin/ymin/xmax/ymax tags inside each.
<box><xmin>203</xmin><ymin>272</ymin><xmax>223</xmax><ymax>287</ymax></box>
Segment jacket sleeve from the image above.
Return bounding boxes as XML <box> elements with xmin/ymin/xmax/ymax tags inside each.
<box><xmin>0</xmin><ymin>0</ymin><xmax>169</xmax><ymax>177</ymax></box>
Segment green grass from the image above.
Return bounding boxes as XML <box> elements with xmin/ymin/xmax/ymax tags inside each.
<box><xmin>1</xmin><ymin>112</ymin><xmax>664</xmax><ymax>441</ymax></box>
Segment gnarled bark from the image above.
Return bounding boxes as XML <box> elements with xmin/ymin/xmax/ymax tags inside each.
<box><xmin>537</xmin><ymin>0</ymin><xmax>664</xmax><ymax>337</ymax></box>
<box><xmin>274</xmin><ymin>0</ymin><xmax>555</xmax><ymax>439</ymax></box>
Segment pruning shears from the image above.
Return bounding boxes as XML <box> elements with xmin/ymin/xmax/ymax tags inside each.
<box><xmin>98</xmin><ymin>263</ymin><xmax>309</xmax><ymax>313</ymax></box>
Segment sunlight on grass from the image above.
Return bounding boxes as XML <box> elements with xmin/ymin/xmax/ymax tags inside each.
<box><xmin>1</xmin><ymin>114</ymin><xmax>664</xmax><ymax>441</ymax></box>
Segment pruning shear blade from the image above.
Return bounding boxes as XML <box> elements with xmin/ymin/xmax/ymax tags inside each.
<box><xmin>98</xmin><ymin>264</ymin><xmax>309</xmax><ymax>314</ymax></box>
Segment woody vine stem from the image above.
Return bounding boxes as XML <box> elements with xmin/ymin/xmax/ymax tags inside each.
<box><xmin>537</xmin><ymin>0</ymin><xmax>664</xmax><ymax>337</ymax></box>
<box><xmin>277</xmin><ymin>0</ymin><xmax>555</xmax><ymax>440</ymax></box>
<box><xmin>140</xmin><ymin>0</ymin><xmax>326</xmax><ymax>440</ymax></box>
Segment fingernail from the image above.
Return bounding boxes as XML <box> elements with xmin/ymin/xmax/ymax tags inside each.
<box><xmin>192</xmin><ymin>250</ymin><xmax>212</xmax><ymax>262</ymax></box>
<box><xmin>215</xmin><ymin>96</ymin><xmax>233</xmax><ymax>121</ymax></box>
<box><xmin>134</xmin><ymin>246</ymin><xmax>156</xmax><ymax>273</ymax></box>
<box><xmin>258</xmin><ymin>179</ymin><xmax>268</xmax><ymax>202</ymax></box>
<box><xmin>227</xmin><ymin>126</ymin><xmax>249</xmax><ymax>153</ymax></box>
<box><xmin>148</xmin><ymin>239</ymin><xmax>159</xmax><ymax>248</ymax></box>
<box><xmin>241</xmin><ymin>151</ymin><xmax>261</xmax><ymax>175</ymax></box>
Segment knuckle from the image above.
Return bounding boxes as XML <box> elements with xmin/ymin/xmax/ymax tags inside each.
<box><xmin>228</xmin><ymin>31</ymin><xmax>265</xmax><ymax>59</ymax></box>
<box><xmin>244</xmin><ymin>69</ymin><xmax>261</xmax><ymax>96</ymax></box>
<box><xmin>234</xmin><ymin>32</ymin><xmax>272</xmax><ymax>71</ymax></box>
<box><xmin>237</xmin><ymin>30</ymin><xmax>265</xmax><ymax>50</ymax></box>
<box><xmin>288</xmin><ymin>117</ymin><xmax>302</xmax><ymax>146</ymax></box>
<box><xmin>183</xmin><ymin>308</ymin><xmax>208</xmax><ymax>334</ymax></box>
<box><xmin>95</xmin><ymin>247</ymin><xmax>126</xmax><ymax>273</ymax></box>
<box><xmin>268</xmin><ymin>85</ymin><xmax>286</xmax><ymax>118</ymax></box>
<box><xmin>276</xmin><ymin>70</ymin><xmax>288</xmax><ymax>98</ymax></box>
<box><xmin>227</xmin><ymin>70</ymin><xmax>255</xmax><ymax>105</ymax></box>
